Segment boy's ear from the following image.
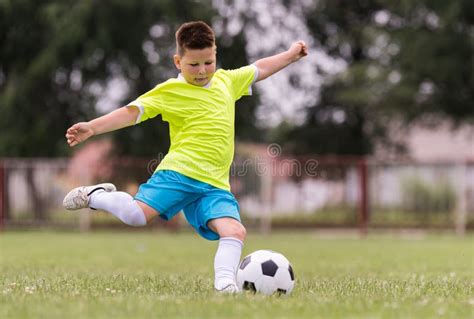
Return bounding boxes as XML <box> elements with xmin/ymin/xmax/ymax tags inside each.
<box><xmin>173</xmin><ymin>54</ymin><xmax>181</xmax><ymax>70</ymax></box>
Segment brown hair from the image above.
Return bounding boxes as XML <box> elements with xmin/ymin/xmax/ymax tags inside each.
<box><xmin>175</xmin><ymin>21</ymin><xmax>215</xmax><ymax>56</ymax></box>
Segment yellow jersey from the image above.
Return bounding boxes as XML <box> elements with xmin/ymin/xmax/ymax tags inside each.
<box><xmin>128</xmin><ymin>65</ymin><xmax>258</xmax><ymax>191</ymax></box>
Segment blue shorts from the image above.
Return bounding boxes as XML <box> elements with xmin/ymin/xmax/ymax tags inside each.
<box><xmin>134</xmin><ymin>170</ymin><xmax>240</xmax><ymax>240</ymax></box>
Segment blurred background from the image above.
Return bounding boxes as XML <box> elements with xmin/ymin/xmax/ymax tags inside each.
<box><xmin>0</xmin><ymin>0</ymin><xmax>473</xmax><ymax>234</ymax></box>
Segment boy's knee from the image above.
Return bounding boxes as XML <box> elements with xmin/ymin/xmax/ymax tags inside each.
<box><xmin>236</xmin><ymin>224</ymin><xmax>247</xmax><ymax>241</ymax></box>
<box><xmin>209</xmin><ymin>217</ymin><xmax>247</xmax><ymax>241</ymax></box>
<box><xmin>227</xmin><ymin>222</ymin><xmax>246</xmax><ymax>241</ymax></box>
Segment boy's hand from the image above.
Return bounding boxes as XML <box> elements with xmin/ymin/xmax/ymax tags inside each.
<box><xmin>65</xmin><ymin>122</ymin><xmax>94</xmax><ymax>147</ymax></box>
<box><xmin>288</xmin><ymin>41</ymin><xmax>308</xmax><ymax>62</ymax></box>
<box><xmin>254</xmin><ymin>40</ymin><xmax>309</xmax><ymax>81</ymax></box>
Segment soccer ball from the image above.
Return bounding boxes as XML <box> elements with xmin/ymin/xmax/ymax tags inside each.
<box><xmin>236</xmin><ymin>250</ymin><xmax>295</xmax><ymax>295</ymax></box>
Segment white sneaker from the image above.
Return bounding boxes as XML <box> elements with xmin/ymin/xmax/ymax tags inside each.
<box><xmin>215</xmin><ymin>282</ymin><xmax>240</xmax><ymax>294</ymax></box>
<box><xmin>63</xmin><ymin>183</ymin><xmax>116</xmax><ymax>210</ymax></box>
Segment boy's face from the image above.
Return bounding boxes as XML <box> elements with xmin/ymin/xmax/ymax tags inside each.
<box><xmin>174</xmin><ymin>46</ymin><xmax>216</xmax><ymax>87</ymax></box>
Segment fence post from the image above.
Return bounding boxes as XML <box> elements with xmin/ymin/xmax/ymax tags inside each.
<box><xmin>0</xmin><ymin>160</ymin><xmax>4</xmax><ymax>231</ymax></box>
<box><xmin>77</xmin><ymin>165</ymin><xmax>91</xmax><ymax>232</ymax></box>
<box><xmin>454</xmin><ymin>162</ymin><xmax>467</xmax><ymax>236</ymax></box>
<box><xmin>0</xmin><ymin>160</ymin><xmax>8</xmax><ymax>231</ymax></box>
<box><xmin>260</xmin><ymin>168</ymin><xmax>272</xmax><ymax>234</ymax></box>
<box><xmin>358</xmin><ymin>158</ymin><xmax>369</xmax><ymax>236</ymax></box>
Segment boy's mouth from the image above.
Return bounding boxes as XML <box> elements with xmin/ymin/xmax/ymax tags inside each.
<box><xmin>195</xmin><ymin>77</ymin><xmax>208</xmax><ymax>82</ymax></box>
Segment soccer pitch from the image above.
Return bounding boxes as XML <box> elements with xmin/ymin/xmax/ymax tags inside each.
<box><xmin>1</xmin><ymin>231</ymin><xmax>473</xmax><ymax>318</ymax></box>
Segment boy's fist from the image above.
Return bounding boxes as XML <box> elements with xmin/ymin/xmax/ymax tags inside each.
<box><xmin>65</xmin><ymin>122</ymin><xmax>94</xmax><ymax>147</ymax></box>
<box><xmin>289</xmin><ymin>41</ymin><xmax>308</xmax><ymax>62</ymax></box>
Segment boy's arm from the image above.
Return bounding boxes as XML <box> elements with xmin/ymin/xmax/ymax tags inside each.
<box><xmin>254</xmin><ymin>40</ymin><xmax>308</xmax><ymax>82</ymax></box>
<box><xmin>65</xmin><ymin>105</ymin><xmax>139</xmax><ymax>147</ymax></box>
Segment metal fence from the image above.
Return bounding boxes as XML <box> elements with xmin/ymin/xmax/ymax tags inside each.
<box><xmin>1</xmin><ymin>156</ymin><xmax>472</xmax><ymax>234</ymax></box>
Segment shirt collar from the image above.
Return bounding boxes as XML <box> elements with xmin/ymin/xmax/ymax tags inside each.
<box><xmin>177</xmin><ymin>73</ymin><xmax>212</xmax><ymax>88</ymax></box>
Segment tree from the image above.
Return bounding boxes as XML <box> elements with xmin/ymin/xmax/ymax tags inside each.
<box><xmin>0</xmin><ymin>0</ymin><xmax>263</xmax><ymax>218</ymax></box>
<box><xmin>386</xmin><ymin>0</ymin><xmax>473</xmax><ymax>122</ymax></box>
<box><xmin>0</xmin><ymin>1</ymin><xmax>222</xmax><ymax>218</ymax></box>
<box><xmin>0</xmin><ymin>0</ymin><xmax>262</xmax><ymax>157</ymax></box>
<box><xmin>282</xmin><ymin>0</ymin><xmax>473</xmax><ymax>155</ymax></box>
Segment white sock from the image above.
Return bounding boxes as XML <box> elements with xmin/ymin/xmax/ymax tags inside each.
<box><xmin>214</xmin><ymin>237</ymin><xmax>243</xmax><ymax>289</ymax></box>
<box><xmin>89</xmin><ymin>191</ymin><xmax>147</xmax><ymax>226</ymax></box>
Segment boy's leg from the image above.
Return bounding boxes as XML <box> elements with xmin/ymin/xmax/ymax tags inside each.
<box><xmin>63</xmin><ymin>183</ymin><xmax>159</xmax><ymax>226</ymax></box>
<box><xmin>89</xmin><ymin>191</ymin><xmax>158</xmax><ymax>226</ymax></box>
<box><xmin>208</xmin><ymin>217</ymin><xmax>246</xmax><ymax>292</ymax></box>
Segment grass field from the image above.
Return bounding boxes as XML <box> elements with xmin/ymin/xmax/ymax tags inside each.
<box><xmin>1</xmin><ymin>231</ymin><xmax>473</xmax><ymax>319</ymax></box>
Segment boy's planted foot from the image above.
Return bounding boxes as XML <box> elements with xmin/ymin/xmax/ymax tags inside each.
<box><xmin>215</xmin><ymin>282</ymin><xmax>240</xmax><ymax>294</ymax></box>
<box><xmin>63</xmin><ymin>183</ymin><xmax>116</xmax><ymax>210</ymax></box>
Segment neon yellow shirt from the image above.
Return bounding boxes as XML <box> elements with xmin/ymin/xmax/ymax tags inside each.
<box><xmin>128</xmin><ymin>65</ymin><xmax>258</xmax><ymax>191</ymax></box>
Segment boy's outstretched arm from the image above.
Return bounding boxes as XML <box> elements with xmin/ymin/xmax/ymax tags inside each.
<box><xmin>254</xmin><ymin>40</ymin><xmax>308</xmax><ymax>82</ymax></box>
<box><xmin>65</xmin><ymin>105</ymin><xmax>139</xmax><ymax>147</ymax></box>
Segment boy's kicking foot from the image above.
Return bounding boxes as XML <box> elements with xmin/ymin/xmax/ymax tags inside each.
<box><xmin>63</xmin><ymin>183</ymin><xmax>116</xmax><ymax>210</ymax></box>
<box><xmin>62</xmin><ymin>183</ymin><xmax>147</xmax><ymax>227</ymax></box>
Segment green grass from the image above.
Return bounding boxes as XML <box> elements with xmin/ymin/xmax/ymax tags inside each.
<box><xmin>1</xmin><ymin>231</ymin><xmax>473</xmax><ymax>319</ymax></box>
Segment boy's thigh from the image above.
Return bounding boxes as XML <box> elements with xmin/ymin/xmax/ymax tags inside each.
<box><xmin>134</xmin><ymin>170</ymin><xmax>200</xmax><ymax>221</ymax></box>
<box><xmin>183</xmin><ymin>190</ymin><xmax>241</xmax><ymax>240</ymax></box>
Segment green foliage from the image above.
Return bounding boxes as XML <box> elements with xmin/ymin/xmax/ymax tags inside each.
<box><xmin>0</xmin><ymin>0</ymin><xmax>259</xmax><ymax>157</ymax></box>
<box><xmin>387</xmin><ymin>0</ymin><xmax>474</xmax><ymax>122</ymax></box>
<box><xmin>401</xmin><ymin>176</ymin><xmax>456</xmax><ymax>214</ymax></box>
<box><xmin>1</xmin><ymin>232</ymin><xmax>473</xmax><ymax>318</ymax></box>
<box><xmin>269</xmin><ymin>208</ymin><xmax>358</xmax><ymax>226</ymax></box>
<box><xmin>282</xmin><ymin>0</ymin><xmax>474</xmax><ymax>155</ymax></box>
<box><xmin>370</xmin><ymin>209</ymin><xmax>453</xmax><ymax>226</ymax></box>
<box><xmin>1</xmin><ymin>0</ymin><xmax>472</xmax><ymax>157</ymax></box>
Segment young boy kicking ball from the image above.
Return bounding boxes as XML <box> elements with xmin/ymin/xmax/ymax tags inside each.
<box><xmin>63</xmin><ymin>21</ymin><xmax>308</xmax><ymax>293</ymax></box>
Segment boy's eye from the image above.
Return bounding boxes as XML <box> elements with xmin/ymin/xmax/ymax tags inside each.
<box><xmin>205</xmin><ymin>61</ymin><xmax>213</xmax><ymax>65</ymax></box>
<box><xmin>190</xmin><ymin>63</ymin><xmax>198</xmax><ymax>67</ymax></box>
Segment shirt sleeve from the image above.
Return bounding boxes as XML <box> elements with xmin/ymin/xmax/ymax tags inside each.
<box><xmin>126</xmin><ymin>86</ymin><xmax>164</xmax><ymax>124</ymax></box>
<box><xmin>225</xmin><ymin>64</ymin><xmax>259</xmax><ymax>101</ymax></box>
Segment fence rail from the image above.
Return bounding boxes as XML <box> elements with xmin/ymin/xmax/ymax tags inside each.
<box><xmin>1</xmin><ymin>157</ymin><xmax>472</xmax><ymax>234</ymax></box>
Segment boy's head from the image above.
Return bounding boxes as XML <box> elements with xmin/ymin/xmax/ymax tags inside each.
<box><xmin>174</xmin><ymin>21</ymin><xmax>217</xmax><ymax>87</ymax></box>
<box><xmin>175</xmin><ymin>21</ymin><xmax>215</xmax><ymax>56</ymax></box>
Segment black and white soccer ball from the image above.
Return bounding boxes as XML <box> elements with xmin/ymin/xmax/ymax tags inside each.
<box><xmin>236</xmin><ymin>250</ymin><xmax>295</xmax><ymax>295</ymax></box>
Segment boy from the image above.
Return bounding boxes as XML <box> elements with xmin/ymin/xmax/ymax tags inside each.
<box><xmin>63</xmin><ymin>21</ymin><xmax>308</xmax><ymax>293</ymax></box>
